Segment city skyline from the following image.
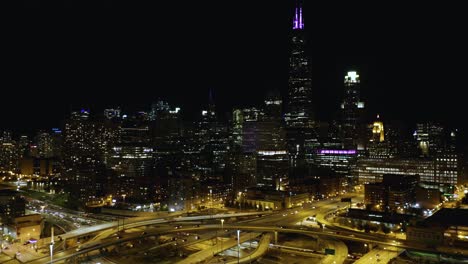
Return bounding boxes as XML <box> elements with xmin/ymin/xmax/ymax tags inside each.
<box><xmin>7</xmin><ymin>2</ymin><xmax>467</xmax><ymax>132</ymax></box>
<box><xmin>0</xmin><ymin>2</ymin><xmax>465</xmax><ymax>264</ymax></box>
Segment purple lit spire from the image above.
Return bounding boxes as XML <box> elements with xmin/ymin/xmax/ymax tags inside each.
<box><xmin>293</xmin><ymin>1</ymin><xmax>304</xmax><ymax>30</ymax></box>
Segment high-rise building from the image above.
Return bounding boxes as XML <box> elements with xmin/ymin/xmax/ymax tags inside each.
<box><xmin>149</xmin><ymin>100</ymin><xmax>170</xmax><ymax>121</ymax></box>
<box><xmin>108</xmin><ymin>120</ymin><xmax>154</xmax><ymax>203</ymax></box>
<box><xmin>367</xmin><ymin>115</ymin><xmax>393</xmax><ymax>159</ymax></box>
<box><xmin>62</xmin><ymin>109</ymin><xmax>116</xmax><ymax>202</ymax></box>
<box><xmin>18</xmin><ymin>135</ymin><xmax>29</xmax><ymax>159</ymax></box>
<box><xmin>104</xmin><ymin>108</ymin><xmax>121</xmax><ymax>120</ymax></box>
<box><xmin>341</xmin><ymin>71</ymin><xmax>365</xmax><ymax>148</ymax></box>
<box><xmin>284</xmin><ymin>0</ymin><xmax>314</xmax><ymax>129</ymax></box>
<box><xmin>256</xmin><ymin>92</ymin><xmax>288</xmax><ymax>190</ymax></box>
<box><xmin>0</xmin><ymin>131</ymin><xmax>18</xmax><ymax>172</ymax></box>
<box><xmin>35</xmin><ymin>131</ymin><xmax>54</xmax><ymax>158</ymax></box>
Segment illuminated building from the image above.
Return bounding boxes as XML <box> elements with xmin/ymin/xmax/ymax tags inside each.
<box><xmin>167</xmin><ymin>174</ymin><xmax>194</xmax><ymax>212</ymax></box>
<box><xmin>0</xmin><ymin>189</ymin><xmax>25</xmax><ymax>224</ymax></box>
<box><xmin>285</xmin><ymin>0</ymin><xmax>314</xmax><ymax>129</ymax></box>
<box><xmin>341</xmin><ymin>71</ymin><xmax>365</xmax><ymax>148</ymax></box>
<box><xmin>50</xmin><ymin>128</ymin><xmax>63</xmax><ymax>160</ymax></box>
<box><xmin>244</xmin><ymin>187</ymin><xmax>309</xmax><ymax>210</ymax></box>
<box><xmin>18</xmin><ymin>135</ymin><xmax>29</xmax><ymax>159</ymax></box>
<box><xmin>371</xmin><ymin>115</ymin><xmax>384</xmax><ymax>142</ymax></box>
<box><xmin>0</xmin><ymin>131</ymin><xmax>18</xmax><ymax>172</ymax></box>
<box><xmin>153</xmin><ymin>104</ymin><xmax>183</xmax><ymax>157</ymax></box>
<box><xmin>311</xmin><ymin>149</ymin><xmax>357</xmax><ymax>185</ymax></box>
<box><xmin>434</xmin><ymin>153</ymin><xmax>458</xmax><ymax>185</ymax></box>
<box><xmin>284</xmin><ymin>1</ymin><xmax>316</xmax><ymax>169</ymax></box>
<box><xmin>108</xmin><ymin>121</ymin><xmax>154</xmax><ymax>203</ymax></box>
<box><xmin>227</xmin><ymin>152</ymin><xmax>257</xmax><ymax>192</ymax></box>
<box><xmin>414</xmin><ymin>122</ymin><xmax>456</xmax><ymax>157</ymax></box>
<box><xmin>355</xmin><ymin>158</ymin><xmax>434</xmax><ymax>184</ymax></box>
<box><xmin>149</xmin><ymin>100</ymin><xmax>170</xmax><ymax>121</ymax></box>
<box><xmin>35</xmin><ymin>131</ymin><xmax>54</xmax><ymax>158</ymax></box>
<box><xmin>239</xmin><ymin>107</ymin><xmax>264</xmax><ymax>153</ymax></box>
<box><xmin>196</xmin><ymin>91</ymin><xmax>229</xmax><ymax>181</ymax></box>
<box><xmin>231</xmin><ymin>109</ymin><xmax>244</xmax><ymax>148</ymax></box>
<box><xmin>256</xmin><ymin>92</ymin><xmax>288</xmax><ymax>190</ymax></box>
<box><xmin>10</xmin><ymin>214</ymin><xmax>43</xmax><ymax>244</ymax></box>
<box><xmin>415</xmin><ymin>182</ymin><xmax>441</xmax><ymax>209</ymax></box>
<box><xmin>355</xmin><ymin>156</ymin><xmax>458</xmax><ymax>185</ymax></box>
<box><xmin>364</xmin><ymin>174</ymin><xmax>418</xmax><ymax>210</ymax></box>
<box><xmin>408</xmin><ymin>209</ymin><xmax>468</xmax><ymax>247</ymax></box>
<box><xmin>104</xmin><ymin>108</ymin><xmax>121</xmax><ymax>120</ymax></box>
<box><xmin>62</xmin><ymin>109</ymin><xmax>117</xmax><ymax>201</ymax></box>
<box><xmin>367</xmin><ymin>116</ymin><xmax>394</xmax><ymax>159</ymax></box>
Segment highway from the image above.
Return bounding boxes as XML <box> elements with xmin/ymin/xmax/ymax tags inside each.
<box><xmin>223</xmin><ymin>233</ymin><xmax>271</xmax><ymax>264</ymax></box>
<box><xmin>45</xmin><ymin>211</ymin><xmax>272</xmax><ymax>242</ymax></box>
<box><xmin>24</xmin><ymin>192</ymin><xmax>468</xmax><ymax>263</ymax></box>
<box><xmin>24</xmin><ymin>224</ymin><xmax>417</xmax><ymax>264</ymax></box>
<box><xmin>354</xmin><ymin>248</ymin><xmax>400</xmax><ymax>264</ymax></box>
<box><xmin>176</xmin><ymin>232</ymin><xmax>262</xmax><ymax>264</ymax></box>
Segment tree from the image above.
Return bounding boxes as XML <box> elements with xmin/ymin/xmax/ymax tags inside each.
<box><xmin>357</xmin><ymin>222</ymin><xmax>364</xmax><ymax>231</ymax></box>
<box><xmin>381</xmin><ymin>224</ymin><xmax>391</xmax><ymax>234</ymax></box>
<box><xmin>364</xmin><ymin>223</ymin><xmax>371</xmax><ymax>233</ymax></box>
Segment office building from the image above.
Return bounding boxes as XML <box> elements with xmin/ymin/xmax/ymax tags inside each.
<box><xmin>284</xmin><ymin>0</ymin><xmax>314</xmax><ymax>129</ymax></box>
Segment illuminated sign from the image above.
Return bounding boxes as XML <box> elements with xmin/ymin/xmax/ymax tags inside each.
<box><xmin>318</xmin><ymin>150</ymin><xmax>356</xmax><ymax>155</ymax></box>
<box><xmin>257</xmin><ymin>150</ymin><xmax>287</xmax><ymax>156</ymax></box>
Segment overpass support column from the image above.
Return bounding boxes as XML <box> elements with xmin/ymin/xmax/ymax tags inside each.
<box><xmin>274</xmin><ymin>231</ymin><xmax>278</xmax><ymax>244</ymax></box>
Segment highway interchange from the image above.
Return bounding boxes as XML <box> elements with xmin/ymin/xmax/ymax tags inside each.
<box><xmin>5</xmin><ymin>192</ymin><xmax>467</xmax><ymax>264</ymax></box>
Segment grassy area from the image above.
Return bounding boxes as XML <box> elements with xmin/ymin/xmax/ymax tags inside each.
<box><xmin>21</xmin><ymin>189</ymin><xmax>77</xmax><ymax>209</ymax></box>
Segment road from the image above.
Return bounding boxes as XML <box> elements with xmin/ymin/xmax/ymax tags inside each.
<box><xmin>223</xmin><ymin>233</ymin><xmax>271</xmax><ymax>264</ymax></box>
<box><xmin>354</xmin><ymin>248</ymin><xmax>400</xmax><ymax>264</ymax></box>
<box><xmin>176</xmin><ymin>232</ymin><xmax>262</xmax><ymax>264</ymax></box>
<box><xmin>24</xmin><ymin>192</ymin><xmax>468</xmax><ymax>264</ymax></box>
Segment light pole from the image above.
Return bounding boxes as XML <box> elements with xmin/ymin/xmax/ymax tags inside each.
<box><xmin>49</xmin><ymin>227</ymin><xmax>54</xmax><ymax>264</ymax></box>
<box><xmin>237</xmin><ymin>230</ymin><xmax>240</xmax><ymax>264</ymax></box>
<box><xmin>220</xmin><ymin>219</ymin><xmax>224</xmax><ymax>254</ymax></box>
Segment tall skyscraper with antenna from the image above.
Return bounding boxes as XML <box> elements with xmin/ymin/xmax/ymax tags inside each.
<box><xmin>285</xmin><ymin>0</ymin><xmax>314</xmax><ymax>128</ymax></box>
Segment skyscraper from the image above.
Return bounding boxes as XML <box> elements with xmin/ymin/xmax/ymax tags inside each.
<box><xmin>285</xmin><ymin>0</ymin><xmax>314</xmax><ymax>128</ymax></box>
<box><xmin>341</xmin><ymin>71</ymin><xmax>365</xmax><ymax>148</ymax></box>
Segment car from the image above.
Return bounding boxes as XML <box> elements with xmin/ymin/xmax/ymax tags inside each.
<box><xmin>195</xmin><ymin>235</ymin><xmax>200</xmax><ymax>240</ymax></box>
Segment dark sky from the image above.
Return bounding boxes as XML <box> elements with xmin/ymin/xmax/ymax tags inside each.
<box><xmin>7</xmin><ymin>2</ymin><xmax>468</xmax><ymax>135</ymax></box>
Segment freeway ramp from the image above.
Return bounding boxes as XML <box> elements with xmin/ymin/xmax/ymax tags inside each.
<box><xmin>176</xmin><ymin>232</ymin><xmax>262</xmax><ymax>264</ymax></box>
<box><xmin>225</xmin><ymin>233</ymin><xmax>272</xmax><ymax>264</ymax></box>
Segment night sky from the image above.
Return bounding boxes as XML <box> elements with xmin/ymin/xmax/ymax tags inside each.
<box><xmin>9</xmin><ymin>2</ymin><xmax>468</xmax><ymax>135</ymax></box>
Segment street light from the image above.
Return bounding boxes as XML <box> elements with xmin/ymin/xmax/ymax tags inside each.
<box><xmin>220</xmin><ymin>219</ymin><xmax>225</xmax><ymax>255</ymax></box>
<box><xmin>237</xmin><ymin>230</ymin><xmax>240</xmax><ymax>264</ymax></box>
